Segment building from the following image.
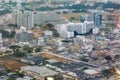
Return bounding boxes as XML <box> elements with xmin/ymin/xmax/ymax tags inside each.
<box><xmin>21</xmin><ymin>66</ymin><xmax>59</xmax><ymax>80</ymax></box>
<box><xmin>92</xmin><ymin>27</ymin><xmax>100</xmax><ymax>34</ymax></box>
<box><xmin>34</xmin><ymin>11</ymin><xmax>64</xmax><ymax>25</ymax></box>
<box><xmin>68</xmin><ymin>21</ymin><xmax>95</xmax><ymax>34</ymax></box>
<box><xmin>44</xmin><ymin>30</ymin><xmax>53</xmax><ymax>36</ymax></box>
<box><xmin>57</xmin><ymin>21</ymin><xmax>95</xmax><ymax>38</ymax></box>
<box><xmin>12</xmin><ymin>10</ymin><xmax>34</xmax><ymax>29</ymax></box>
<box><xmin>67</xmin><ymin>23</ymin><xmax>86</xmax><ymax>34</ymax></box>
<box><xmin>0</xmin><ymin>33</ymin><xmax>2</xmax><ymax>47</ymax></box>
<box><xmin>12</xmin><ymin>1</ymin><xmax>23</xmax><ymax>27</ymax></box>
<box><xmin>38</xmin><ymin>37</ymin><xmax>46</xmax><ymax>46</ymax></box>
<box><xmin>15</xmin><ymin>27</ymin><xmax>34</xmax><ymax>42</ymax></box>
<box><xmin>12</xmin><ymin>10</ymin><xmax>23</xmax><ymax>28</ymax></box>
<box><xmin>117</xmin><ymin>16</ymin><xmax>120</xmax><ymax>28</ymax></box>
<box><xmin>23</xmin><ymin>11</ymin><xmax>34</xmax><ymax>29</ymax></box>
<box><xmin>94</xmin><ymin>12</ymin><xmax>102</xmax><ymax>27</ymax></box>
<box><xmin>83</xmin><ymin>69</ymin><xmax>100</xmax><ymax>78</ymax></box>
<box><xmin>80</xmin><ymin>14</ymin><xmax>94</xmax><ymax>23</ymax></box>
<box><xmin>47</xmin><ymin>0</ymin><xmax>75</xmax><ymax>4</ymax></box>
<box><xmin>60</xmin><ymin>31</ymin><xmax>74</xmax><ymax>38</ymax></box>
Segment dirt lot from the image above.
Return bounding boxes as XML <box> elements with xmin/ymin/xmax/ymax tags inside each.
<box><xmin>40</xmin><ymin>52</ymin><xmax>71</xmax><ymax>63</ymax></box>
<box><xmin>60</xmin><ymin>13</ymin><xmax>86</xmax><ymax>20</ymax></box>
<box><xmin>0</xmin><ymin>59</ymin><xmax>26</xmax><ymax>71</ymax></box>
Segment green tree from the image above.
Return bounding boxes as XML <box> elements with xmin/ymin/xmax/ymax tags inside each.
<box><xmin>14</xmin><ymin>49</ymin><xmax>26</xmax><ymax>57</ymax></box>
<box><xmin>0</xmin><ymin>71</ymin><xmax>3</xmax><ymax>76</ymax></box>
<box><xmin>35</xmin><ymin>47</ymin><xmax>41</xmax><ymax>52</ymax></box>
<box><xmin>7</xmin><ymin>78</ymin><xmax>16</xmax><ymax>80</ymax></box>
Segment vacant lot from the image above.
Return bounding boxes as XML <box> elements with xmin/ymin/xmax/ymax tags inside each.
<box><xmin>40</xmin><ymin>52</ymin><xmax>71</xmax><ymax>63</ymax></box>
<box><xmin>0</xmin><ymin>59</ymin><xmax>26</xmax><ymax>71</ymax></box>
<box><xmin>60</xmin><ymin>13</ymin><xmax>86</xmax><ymax>21</ymax></box>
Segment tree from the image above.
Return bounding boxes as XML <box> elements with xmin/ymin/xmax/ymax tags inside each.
<box><xmin>0</xmin><ymin>71</ymin><xmax>3</xmax><ymax>76</ymax></box>
<box><xmin>9</xmin><ymin>31</ymin><xmax>16</xmax><ymax>38</ymax></box>
<box><xmin>13</xmin><ymin>50</ymin><xmax>26</xmax><ymax>57</ymax></box>
<box><xmin>53</xmin><ymin>30</ymin><xmax>60</xmax><ymax>37</ymax></box>
<box><xmin>104</xmin><ymin>55</ymin><xmax>112</xmax><ymax>61</ymax></box>
<box><xmin>15</xmin><ymin>71</ymin><xmax>24</xmax><ymax>77</ymax></box>
<box><xmin>43</xmin><ymin>23</ymin><xmax>60</xmax><ymax>37</ymax></box>
<box><xmin>0</xmin><ymin>29</ymin><xmax>16</xmax><ymax>38</ymax></box>
<box><xmin>7</xmin><ymin>78</ymin><xmax>16</xmax><ymax>80</ymax></box>
<box><xmin>9</xmin><ymin>45</ymin><xmax>21</xmax><ymax>49</ymax></box>
<box><xmin>22</xmin><ymin>46</ymin><xmax>33</xmax><ymax>53</ymax></box>
<box><xmin>35</xmin><ymin>47</ymin><xmax>41</xmax><ymax>52</ymax></box>
<box><xmin>33</xmin><ymin>78</ymin><xmax>37</xmax><ymax>80</ymax></box>
<box><xmin>70</xmin><ymin>17</ymin><xmax>76</xmax><ymax>20</ymax></box>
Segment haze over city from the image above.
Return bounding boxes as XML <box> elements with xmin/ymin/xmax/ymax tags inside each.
<box><xmin>0</xmin><ymin>0</ymin><xmax>120</xmax><ymax>80</ymax></box>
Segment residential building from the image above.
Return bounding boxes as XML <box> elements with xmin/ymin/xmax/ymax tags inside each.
<box><xmin>15</xmin><ymin>27</ymin><xmax>34</xmax><ymax>42</ymax></box>
<box><xmin>12</xmin><ymin>10</ymin><xmax>23</xmax><ymax>28</ymax></box>
<box><xmin>68</xmin><ymin>21</ymin><xmax>95</xmax><ymax>34</ymax></box>
<box><xmin>57</xmin><ymin>21</ymin><xmax>95</xmax><ymax>38</ymax></box>
<box><xmin>94</xmin><ymin>12</ymin><xmax>102</xmax><ymax>27</ymax></box>
<box><xmin>38</xmin><ymin>37</ymin><xmax>46</xmax><ymax>46</ymax></box>
<box><xmin>0</xmin><ymin>33</ymin><xmax>2</xmax><ymax>47</ymax></box>
<box><xmin>44</xmin><ymin>30</ymin><xmax>53</xmax><ymax>36</ymax></box>
<box><xmin>23</xmin><ymin>11</ymin><xmax>34</xmax><ymax>29</ymax></box>
<box><xmin>34</xmin><ymin>11</ymin><xmax>64</xmax><ymax>25</ymax></box>
<box><xmin>117</xmin><ymin>16</ymin><xmax>120</xmax><ymax>28</ymax></box>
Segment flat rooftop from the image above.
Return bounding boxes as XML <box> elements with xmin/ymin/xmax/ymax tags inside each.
<box><xmin>21</xmin><ymin>66</ymin><xmax>58</xmax><ymax>77</ymax></box>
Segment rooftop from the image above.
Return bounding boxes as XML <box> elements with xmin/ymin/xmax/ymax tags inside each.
<box><xmin>21</xmin><ymin>66</ymin><xmax>58</xmax><ymax>77</ymax></box>
<box><xmin>83</xmin><ymin>69</ymin><xmax>99</xmax><ymax>75</ymax></box>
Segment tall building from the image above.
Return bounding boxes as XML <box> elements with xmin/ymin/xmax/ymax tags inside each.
<box><xmin>12</xmin><ymin>10</ymin><xmax>34</xmax><ymax>29</ymax></box>
<box><xmin>12</xmin><ymin>10</ymin><xmax>23</xmax><ymax>28</ymax></box>
<box><xmin>94</xmin><ymin>12</ymin><xmax>102</xmax><ymax>27</ymax></box>
<box><xmin>12</xmin><ymin>2</ymin><xmax>22</xmax><ymax>28</ymax></box>
<box><xmin>34</xmin><ymin>11</ymin><xmax>64</xmax><ymax>25</ymax></box>
<box><xmin>0</xmin><ymin>33</ymin><xmax>3</xmax><ymax>47</ymax></box>
<box><xmin>117</xmin><ymin>16</ymin><xmax>120</xmax><ymax>28</ymax></box>
<box><xmin>23</xmin><ymin>11</ymin><xmax>34</xmax><ymax>29</ymax></box>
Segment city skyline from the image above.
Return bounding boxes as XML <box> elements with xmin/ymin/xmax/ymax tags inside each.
<box><xmin>0</xmin><ymin>0</ymin><xmax>119</xmax><ymax>80</ymax></box>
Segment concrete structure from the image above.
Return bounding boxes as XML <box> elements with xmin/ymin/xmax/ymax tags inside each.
<box><xmin>0</xmin><ymin>33</ymin><xmax>2</xmax><ymax>47</ymax></box>
<box><xmin>21</xmin><ymin>66</ymin><xmax>58</xmax><ymax>80</ymax></box>
<box><xmin>117</xmin><ymin>16</ymin><xmax>120</xmax><ymax>28</ymax></box>
<box><xmin>47</xmin><ymin>0</ymin><xmax>75</xmax><ymax>4</ymax></box>
<box><xmin>83</xmin><ymin>69</ymin><xmax>100</xmax><ymax>78</ymax></box>
<box><xmin>12</xmin><ymin>10</ymin><xmax>23</xmax><ymax>28</ymax></box>
<box><xmin>57</xmin><ymin>21</ymin><xmax>95</xmax><ymax>38</ymax></box>
<box><xmin>38</xmin><ymin>37</ymin><xmax>46</xmax><ymax>46</ymax></box>
<box><xmin>16</xmin><ymin>27</ymin><xmax>34</xmax><ymax>42</ymax></box>
<box><xmin>34</xmin><ymin>11</ymin><xmax>64</xmax><ymax>25</ymax></box>
<box><xmin>23</xmin><ymin>11</ymin><xmax>34</xmax><ymax>29</ymax></box>
<box><xmin>67</xmin><ymin>21</ymin><xmax>95</xmax><ymax>34</ymax></box>
<box><xmin>94</xmin><ymin>12</ymin><xmax>102</xmax><ymax>27</ymax></box>
<box><xmin>92</xmin><ymin>27</ymin><xmax>100</xmax><ymax>34</ymax></box>
<box><xmin>67</xmin><ymin>23</ymin><xmax>86</xmax><ymax>34</ymax></box>
<box><xmin>44</xmin><ymin>30</ymin><xmax>53</xmax><ymax>36</ymax></box>
<box><xmin>60</xmin><ymin>31</ymin><xmax>74</xmax><ymax>38</ymax></box>
<box><xmin>12</xmin><ymin>10</ymin><xmax>34</xmax><ymax>29</ymax></box>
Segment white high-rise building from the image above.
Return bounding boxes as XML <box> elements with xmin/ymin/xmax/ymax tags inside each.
<box><xmin>22</xmin><ymin>11</ymin><xmax>34</xmax><ymax>29</ymax></box>
<box><xmin>0</xmin><ymin>33</ymin><xmax>3</xmax><ymax>47</ymax></box>
<box><xmin>12</xmin><ymin>10</ymin><xmax>23</xmax><ymax>28</ymax></box>
<box><xmin>12</xmin><ymin>1</ymin><xmax>22</xmax><ymax>27</ymax></box>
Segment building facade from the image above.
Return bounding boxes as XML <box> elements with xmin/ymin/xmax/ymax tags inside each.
<box><xmin>94</xmin><ymin>12</ymin><xmax>102</xmax><ymax>27</ymax></box>
<box><xmin>12</xmin><ymin>10</ymin><xmax>23</xmax><ymax>28</ymax></box>
<box><xmin>23</xmin><ymin>11</ymin><xmax>34</xmax><ymax>29</ymax></box>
